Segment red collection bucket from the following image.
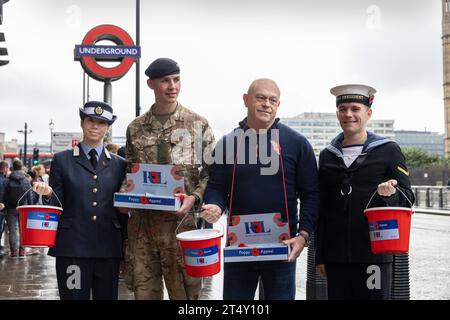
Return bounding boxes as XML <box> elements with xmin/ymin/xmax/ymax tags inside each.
<box><xmin>16</xmin><ymin>187</ymin><xmax>63</xmax><ymax>247</ymax></box>
<box><xmin>364</xmin><ymin>188</ymin><xmax>414</xmax><ymax>254</ymax></box>
<box><xmin>17</xmin><ymin>205</ymin><xmax>63</xmax><ymax>247</ymax></box>
<box><xmin>176</xmin><ymin>229</ymin><xmax>223</xmax><ymax>277</ymax></box>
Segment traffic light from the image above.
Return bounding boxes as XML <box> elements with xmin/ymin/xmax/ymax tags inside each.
<box><xmin>32</xmin><ymin>148</ymin><xmax>39</xmax><ymax>165</ymax></box>
<box><xmin>0</xmin><ymin>31</ymin><xmax>8</xmax><ymax>67</ymax></box>
<box><xmin>0</xmin><ymin>0</ymin><xmax>9</xmax><ymax>67</ymax></box>
<box><xmin>0</xmin><ymin>0</ymin><xmax>10</xmax><ymax>25</ymax></box>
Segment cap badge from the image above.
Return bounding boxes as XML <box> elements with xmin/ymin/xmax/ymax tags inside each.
<box><xmin>94</xmin><ymin>106</ymin><xmax>104</xmax><ymax>115</ymax></box>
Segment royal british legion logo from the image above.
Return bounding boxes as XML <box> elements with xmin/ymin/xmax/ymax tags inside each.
<box><xmin>244</xmin><ymin>221</ymin><xmax>271</xmax><ymax>235</ymax></box>
<box><xmin>143</xmin><ymin>171</ymin><xmax>167</xmax><ymax>185</ymax></box>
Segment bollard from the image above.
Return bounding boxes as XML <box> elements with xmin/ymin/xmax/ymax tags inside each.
<box><xmin>391</xmin><ymin>253</ymin><xmax>410</xmax><ymax>300</ymax></box>
<box><xmin>414</xmin><ymin>188</ymin><xmax>419</xmax><ymax>207</ymax></box>
<box><xmin>306</xmin><ymin>233</ymin><xmax>328</xmax><ymax>300</ymax></box>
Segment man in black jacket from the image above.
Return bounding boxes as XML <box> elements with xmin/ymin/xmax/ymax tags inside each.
<box><xmin>3</xmin><ymin>159</ymin><xmax>32</xmax><ymax>258</ymax></box>
<box><xmin>33</xmin><ymin>101</ymin><xmax>126</xmax><ymax>300</ymax></box>
<box><xmin>0</xmin><ymin>160</ymin><xmax>9</xmax><ymax>257</ymax></box>
<box><xmin>315</xmin><ymin>84</ymin><xmax>415</xmax><ymax>300</ymax></box>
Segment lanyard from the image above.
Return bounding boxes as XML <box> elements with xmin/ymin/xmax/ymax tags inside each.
<box><xmin>226</xmin><ymin>129</ymin><xmax>291</xmax><ymax>241</ymax></box>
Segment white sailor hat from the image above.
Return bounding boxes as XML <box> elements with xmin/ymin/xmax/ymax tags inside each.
<box><xmin>330</xmin><ymin>84</ymin><xmax>377</xmax><ymax>107</ymax></box>
<box><xmin>79</xmin><ymin>101</ymin><xmax>117</xmax><ymax>125</ymax></box>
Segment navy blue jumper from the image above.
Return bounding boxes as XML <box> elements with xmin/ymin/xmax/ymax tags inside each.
<box><xmin>204</xmin><ymin>118</ymin><xmax>320</xmax><ymax>237</ymax></box>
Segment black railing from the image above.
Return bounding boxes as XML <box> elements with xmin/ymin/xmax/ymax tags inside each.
<box><xmin>411</xmin><ymin>186</ymin><xmax>450</xmax><ymax>210</ymax></box>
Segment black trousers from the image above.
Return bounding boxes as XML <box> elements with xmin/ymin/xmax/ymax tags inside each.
<box><xmin>55</xmin><ymin>257</ymin><xmax>120</xmax><ymax>300</ymax></box>
<box><xmin>325</xmin><ymin>262</ymin><xmax>392</xmax><ymax>300</ymax></box>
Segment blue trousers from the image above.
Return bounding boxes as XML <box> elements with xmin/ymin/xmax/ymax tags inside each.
<box><xmin>223</xmin><ymin>261</ymin><xmax>296</xmax><ymax>300</ymax></box>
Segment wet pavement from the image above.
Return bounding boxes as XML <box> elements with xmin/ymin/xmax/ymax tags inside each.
<box><xmin>0</xmin><ymin>213</ymin><xmax>448</xmax><ymax>300</ymax></box>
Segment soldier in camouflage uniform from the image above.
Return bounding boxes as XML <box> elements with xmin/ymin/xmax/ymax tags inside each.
<box><xmin>123</xmin><ymin>58</ymin><xmax>215</xmax><ymax>300</ymax></box>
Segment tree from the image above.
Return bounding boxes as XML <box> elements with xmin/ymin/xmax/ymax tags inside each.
<box><xmin>402</xmin><ymin>148</ymin><xmax>441</xmax><ymax>169</ymax></box>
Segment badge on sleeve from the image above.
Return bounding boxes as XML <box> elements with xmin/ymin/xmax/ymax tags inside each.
<box><xmin>397</xmin><ymin>166</ymin><xmax>409</xmax><ymax>176</ymax></box>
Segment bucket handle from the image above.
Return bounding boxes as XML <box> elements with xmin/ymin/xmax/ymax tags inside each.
<box><xmin>365</xmin><ymin>186</ymin><xmax>413</xmax><ymax>211</ymax></box>
<box><xmin>17</xmin><ymin>186</ymin><xmax>63</xmax><ymax>209</ymax></box>
<box><xmin>175</xmin><ymin>209</ymin><xmax>225</xmax><ymax>237</ymax></box>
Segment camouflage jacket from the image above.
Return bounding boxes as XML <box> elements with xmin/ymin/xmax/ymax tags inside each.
<box><xmin>125</xmin><ymin>103</ymin><xmax>215</xmax><ymax>207</ymax></box>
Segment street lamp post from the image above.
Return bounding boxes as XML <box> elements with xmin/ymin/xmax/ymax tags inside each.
<box><xmin>49</xmin><ymin>119</ymin><xmax>54</xmax><ymax>154</ymax></box>
<box><xmin>136</xmin><ymin>0</ymin><xmax>140</xmax><ymax>117</ymax></box>
<box><xmin>18</xmin><ymin>122</ymin><xmax>32</xmax><ymax>166</ymax></box>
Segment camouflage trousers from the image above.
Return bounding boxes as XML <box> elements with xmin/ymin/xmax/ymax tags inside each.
<box><xmin>123</xmin><ymin>211</ymin><xmax>201</xmax><ymax>300</ymax></box>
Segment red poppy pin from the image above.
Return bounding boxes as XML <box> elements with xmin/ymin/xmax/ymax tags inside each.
<box><xmin>369</xmin><ymin>95</ymin><xmax>375</xmax><ymax>105</ymax></box>
<box><xmin>140</xmin><ymin>196</ymin><xmax>149</xmax><ymax>204</ymax></box>
<box><xmin>251</xmin><ymin>248</ymin><xmax>260</xmax><ymax>256</ymax></box>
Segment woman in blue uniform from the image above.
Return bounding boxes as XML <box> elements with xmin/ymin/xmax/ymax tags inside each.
<box><xmin>33</xmin><ymin>101</ymin><xmax>126</xmax><ymax>300</ymax></box>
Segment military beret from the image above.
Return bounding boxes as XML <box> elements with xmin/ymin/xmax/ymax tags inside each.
<box><xmin>144</xmin><ymin>58</ymin><xmax>180</xmax><ymax>79</ymax></box>
<box><xmin>79</xmin><ymin>101</ymin><xmax>117</xmax><ymax>125</ymax></box>
<box><xmin>330</xmin><ymin>84</ymin><xmax>377</xmax><ymax>107</ymax></box>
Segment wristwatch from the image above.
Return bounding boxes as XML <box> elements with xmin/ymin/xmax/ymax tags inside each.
<box><xmin>298</xmin><ymin>231</ymin><xmax>311</xmax><ymax>247</ymax></box>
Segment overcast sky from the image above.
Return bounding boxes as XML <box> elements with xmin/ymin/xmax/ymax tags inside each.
<box><xmin>0</xmin><ymin>0</ymin><xmax>444</xmax><ymax>144</ymax></box>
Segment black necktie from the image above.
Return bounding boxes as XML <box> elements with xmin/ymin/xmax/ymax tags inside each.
<box><xmin>88</xmin><ymin>149</ymin><xmax>98</xmax><ymax>170</ymax></box>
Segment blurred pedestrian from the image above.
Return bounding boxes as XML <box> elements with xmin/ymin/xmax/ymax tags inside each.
<box><xmin>0</xmin><ymin>160</ymin><xmax>10</xmax><ymax>257</ymax></box>
<box><xmin>3</xmin><ymin>159</ymin><xmax>32</xmax><ymax>258</ymax></box>
<box><xmin>105</xmin><ymin>143</ymin><xmax>119</xmax><ymax>154</ymax></box>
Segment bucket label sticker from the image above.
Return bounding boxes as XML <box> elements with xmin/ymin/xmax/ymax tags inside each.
<box><xmin>183</xmin><ymin>245</ymin><xmax>219</xmax><ymax>267</ymax></box>
<box><xmin>114</xmin><ymin>194</ymin><xmax>176</xmax><ymax>205</ymax></box>
<box><xmin>223</xmin><ymin>244</ymin><xmax>289</xmax><ymax>262</ymax></box>
<box><xmin>368</xmin><ymin>219</ymin><xmax>399</xmax><ymax>241</ymax></box>
<box><xmin>224</xmin><ymin>246</ymin><xmax>288</xmax><ymax>257</ymax></box>
<box><xmin>26</xmin><ymin>211</ymin><xmax>59</xmax><ymax>231</ymax></box>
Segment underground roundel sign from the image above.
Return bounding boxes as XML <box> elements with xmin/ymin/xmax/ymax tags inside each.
<box><xmin>74</xmin><ymin>24</ymin><xmax>141</xmax><ymax>81</ymax></box>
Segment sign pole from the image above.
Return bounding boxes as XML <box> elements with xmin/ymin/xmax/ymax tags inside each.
<box><xmin>136</xmin><ymin>0</ymin><xmax>141</xmax><ymax>117</ymax></box>
<box><xmin>104</xmin><ymin>79</ymin><xmax>112</xmax><ymax>143</ymax></box>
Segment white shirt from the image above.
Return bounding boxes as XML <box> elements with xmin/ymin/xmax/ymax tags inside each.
<box><xmin>342</xmin><ymin>145</ymin><xmax>364</xmax><ymax>168</ymax></box>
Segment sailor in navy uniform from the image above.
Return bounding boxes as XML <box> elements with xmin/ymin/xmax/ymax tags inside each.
<box><xmin>33</xmin><ymin>101</ymin><xmax>126</xmax><ymax>300</ymax></box>
<box><xmin>315</xmin><ymin>84</ymin><xmax>415</xmax><ymax>300</ymax></box>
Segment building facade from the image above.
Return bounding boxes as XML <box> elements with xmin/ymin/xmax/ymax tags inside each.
<box><xmin>394</xmin><ymin>130</ymin><xmax>445</xmax><ymax>157</ymax></box>
<box><xmin>281</xmin><ymin>113</ymin><xmax>395</xmax><ymax>156</ymax></box>
<box><xmin>443</xmin><ymin>0</ymin><xmax>450</xmax><ymax>158</ymax></box>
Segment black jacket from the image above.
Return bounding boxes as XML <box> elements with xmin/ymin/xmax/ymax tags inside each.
<box><xmin>47</xmin><ymin>146</ymin><xmax>126</xmax><ymax>258</ymax></box>
<box><xmin>316</xmin><ymin>132</ymin><xmax>415</xmax><ymax>264</ymax></box>
<box><xmin>3</xmin><ymin>171</ymin><xmax>33</xmax><ymax>211</ymax></box>
<box><xmin>0</xmin><ymin>173</ymin><xmax>7</xmax><ymax>210</ymax></box>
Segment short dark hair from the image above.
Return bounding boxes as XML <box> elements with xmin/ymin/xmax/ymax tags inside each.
<box><xmin>117</xmin><ymin>146</ymin><xmax>126</xmax><ymax>158</ymax></box>
<box><xmin>12</xmin><ymin>159</ymin><xmax>23</xmax><ymax>171</ymax></box>
<box><xmin>0</xmin><ymin>160</ymin><xmax>9</xmax><ymax>171</ymax></box>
